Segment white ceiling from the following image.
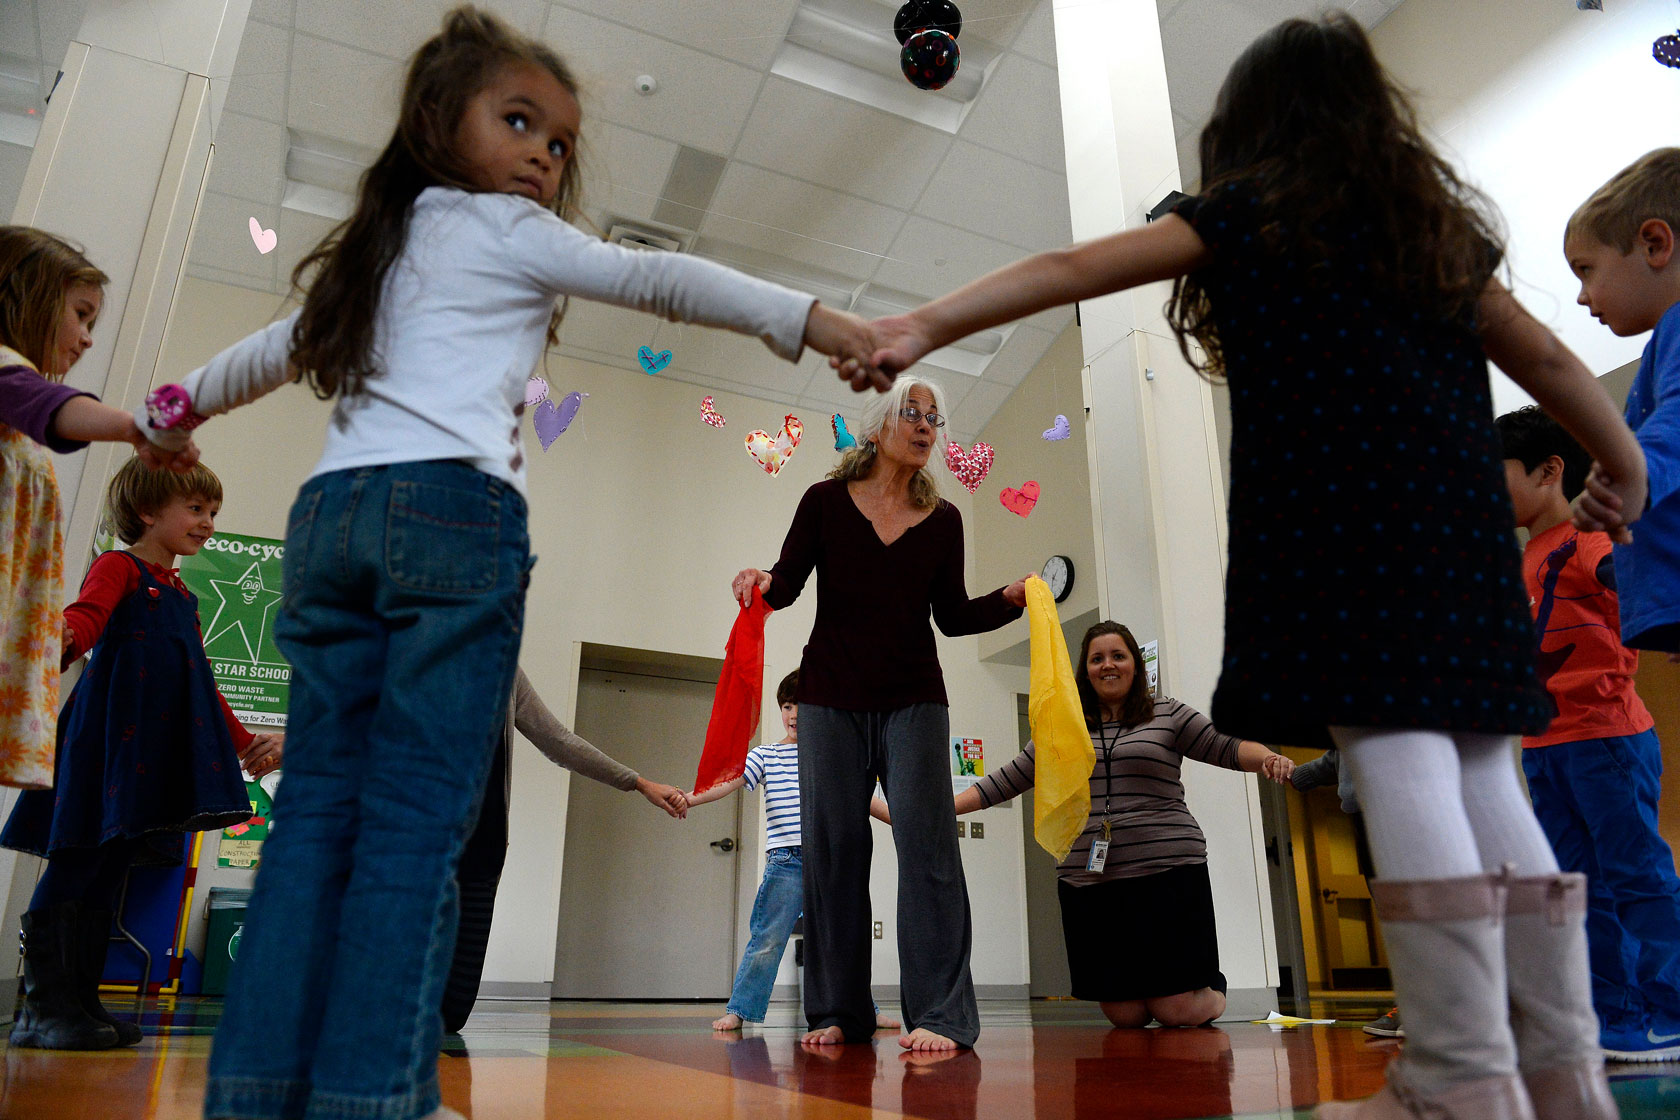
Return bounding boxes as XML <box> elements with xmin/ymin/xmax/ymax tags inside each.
<box><xmin>1</xmin><ymin>0</ymin><xmax>1402</xmax><ymax>441</ymax></box>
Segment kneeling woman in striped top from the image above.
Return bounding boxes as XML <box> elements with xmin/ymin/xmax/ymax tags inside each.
<box><xmin>957</xmin><ymin>620</ymin><xmax>1294</xmax><ymax>1027</ymax></box>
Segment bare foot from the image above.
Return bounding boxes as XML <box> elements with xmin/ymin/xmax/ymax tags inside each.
<box><xmin>898</xmin><ymin>1027</ymin><xmax>961</xmax><ymax>1051</ymax></box>
<box><xmin>875</xmin><ymin>1010</ymin><xmax>902</xmax><ymax>1030</ymax></box>
<box><xmin>711</xmin><ymin>1012</ymin><xmax>744</xmax><ymax>1031</ymax></box>
<box><xmin>801</xmin><ymin>1025</ymin><xmax>847</xmax><ymax>1046</ymax></box>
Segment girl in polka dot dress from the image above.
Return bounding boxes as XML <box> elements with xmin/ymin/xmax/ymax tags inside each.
<box><xmin>860</xmin><ymin>15</ymin><xmax>1645</xmax><ymax>1120</ymax></box>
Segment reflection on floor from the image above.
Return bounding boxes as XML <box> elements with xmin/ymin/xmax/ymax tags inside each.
<box><xmin>2</xmin><ymin>994</ymin><xmax>1677</xmax><ymax>1119</ymax></box>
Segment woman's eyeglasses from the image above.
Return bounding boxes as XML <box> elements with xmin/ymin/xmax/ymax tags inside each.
<box><xmin>898</xmin><ymin>406</ymin><xmax>945</xmax><ymax>429</ymax></box>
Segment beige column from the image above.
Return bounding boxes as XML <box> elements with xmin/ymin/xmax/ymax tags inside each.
<box><xmin>1052</xmin><ymin>0</ymin><xmax>1279</xmax><ymax>1010</ymax></box>
<box><xmin>1</xmin><ymin>0</ymin><xmax>252</xmax><ymax>1002</ymax></box>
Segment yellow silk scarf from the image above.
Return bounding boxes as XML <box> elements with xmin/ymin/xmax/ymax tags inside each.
<box><xmin>1026</xmin><ymin>576</ymin><xmax>1095</xmax><ymax>861</ymax></box>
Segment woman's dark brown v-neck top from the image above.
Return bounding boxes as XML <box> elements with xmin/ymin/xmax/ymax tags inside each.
<box><xmin>763</xmin><ymin>479</ymin><xmax>1022</xmax><ymax>711</ymax></box>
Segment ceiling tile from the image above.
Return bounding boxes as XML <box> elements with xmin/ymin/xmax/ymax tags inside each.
<box><xmin>702</xmin><ymin>163</ymin><xmax>904</xmax><ymax>277</ymax></box>
<box><xmin>188</xmin><ymin>192</ymin><xmax>280</xmax><ymax>289</ymax></box>
<box><xmin>1011</xmin><ymin>0</ymin><xmax>1057</xmax><ymax>67</ymax></box>
<box><xmin>957</xmin><ymin>53</ymin><xmax>1064</xmax><ymax>174</ymax></box>
<box><xmin>206</xmin><ymin>111</ymin><xmax>288</xmax><ymax>207</ymax></box>
<box><xmin>272</xmin><ymin>207</ymin><xmax>341</xmax><ymax>292</ymax></box>
<box><xmin>286</xmin><ymin>35</ymin><xmax>404</xmax><ymax>152</ymax></box>
<box><xmin>871</xmin><ymin>215</ymin><xmax>1026</xmax><ymax>299</ymax></box>
<box><xmin>943</xmin><ymin>0</ymin><xmax>1031</xmax><ymax>53</ymax></box>
<box><xmin>248</xmin><ymin>0</ymin><xmax>295</xmax><ymax>27</ymax></box>
<box><xmin>295</xmin><ymin>0</ymin><xmax>546</xmax><ymax>59</ymax></box>
<box><xmin>573</xmin><ymin>0</ymin><xmax>801</xmax><ymax>71</ymax></box>
<box><xmin>915</xmin><ymin>140</ymin><xmax>1070</xmax><ymax>251</ymax></box>
<box><xmin>733</xmin><ymin>77</ymin><xmax>951</xmax><ymax>211</ymax></box>
<box><xmin>578</xmin><ymin>121</ymin><xmax>680</xmax><ymax>227</ymax></box>
<box><xmin>223</xmin><ymin>19</ymin><xmax>291</xmax><ymax>124</ymax></box>
<box><xmin>542</xmin><ymin>5</ymin><xmax>763</xmax><ymax>155</ymax></box>
<box><xmin>951</xmin><ymin>377</ymin><xmax>1014</xmax><ymax>434</ymax></box>
<box><xmin>979</xmin><ymin>324</ymin><xmax>1057</xmax><ymax>389</ymax></box>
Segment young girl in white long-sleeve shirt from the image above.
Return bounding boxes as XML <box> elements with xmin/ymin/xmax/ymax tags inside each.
<box><xmin>137</xmin><ymin>9</ymin><xmax>881</xmax><ymax>1120</ymax></box>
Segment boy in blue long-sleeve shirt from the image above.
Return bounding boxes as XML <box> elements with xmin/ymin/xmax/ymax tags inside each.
<box><xmin>1566</xmin><ymin>147</ymin><xmax>1680</xmax><ymax>655</ymax></box>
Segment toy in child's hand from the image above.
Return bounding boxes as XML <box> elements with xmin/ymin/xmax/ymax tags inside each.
<box><xmin>832</xmin><ymin>414</ymin><xmax>857</xmax><ymax>450</ymax></box>
<box><xmin>944</xmin><ymin>440</ymin><xmax>993</xmax><ymax>494</ymax></box>
<box><xmin>144</xmin><ymin>385</ymin><xmax>204</xmax><ymax>432</ymax></box>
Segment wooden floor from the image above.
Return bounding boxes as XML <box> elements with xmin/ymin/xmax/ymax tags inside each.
<box><xmin>4</xmin><ymin>995</ymin><xmax>1678</xmax><ymax>1119</ymax></box>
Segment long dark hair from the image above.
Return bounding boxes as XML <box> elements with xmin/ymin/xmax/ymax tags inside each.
<box><xmin>288</xmin><ymin>6</ymin><xmax>583</xmax><ymax>400</ymax></box>
<box><xmin>1166</xmin><ymin>11</ymin><xmax>1503</xmax><ymax>380</ymax></box>
<box><xmin>1075</xmin><ymin>621</ymin><xmax>1154</xmax><ymax>731</ymax></box>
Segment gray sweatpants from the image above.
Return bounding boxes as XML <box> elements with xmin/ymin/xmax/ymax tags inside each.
<box><xmin>798</xmin><ymin>702</ymin><xmax>979</xmax><ymax>1046</ymax></box>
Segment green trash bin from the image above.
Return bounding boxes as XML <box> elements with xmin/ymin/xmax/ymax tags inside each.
<box><xmin>202</xmin><ymin>887</ymin><xmax>252</xmax><ymax>996</ymax></box>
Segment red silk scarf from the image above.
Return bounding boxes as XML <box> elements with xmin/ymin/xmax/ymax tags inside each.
<box><xmin>693</xmin><ymin>588</ymin><xmax>773</xmax><ymax>794</ymax></box>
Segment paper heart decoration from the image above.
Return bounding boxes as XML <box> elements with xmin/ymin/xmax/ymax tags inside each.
<box><xmin>1042</xmin><ymin>414</ymin><xmax>1071</xmax><ymax>441</ymax></box>
<box><xmin>525</xmin><ymin>376</ymin><xmax>550</xmax><ymax>408</ymax></box>
<box><xmin>638</xmin><ymin>345</ymin><xmax>673</xmax><ymax>374</ymax></box>
<box><xmin>944</xmin><ymin>440</ymin><xmax>994</xmax><ymax>494</ymax></box>
<box><xmin>700</xmin><ymin>395</ymin><xmax>727</xmax><ymax>428</ymax></box>
<box><xmin>745</xmin><ymin>415</ymin><xmax>803</xmax><ymax>475</ymax></box>
<box><xmin>831</xmin><ymin>414</ymin><xmax>857</xmax><ymax>450</ymax></box>
<box><xmin>534</xmin><ymin>391</ymin><xmax>585</xmax><ymax>450</ymax></box>
<box><xmin>1000</xmin><ymin>480</ymin><xmax>1040</xmax><ymax>518</ymax></box>
<box><xmin>248</xmin><ymin>216</ymin><xmax>277</xmax><ymax>255</ymax></box>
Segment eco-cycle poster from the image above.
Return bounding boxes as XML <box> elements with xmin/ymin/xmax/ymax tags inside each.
<box><xmin>176</xmin><ymin>532</ymin><xmax>290</xmax><ymax>726</ymax></box>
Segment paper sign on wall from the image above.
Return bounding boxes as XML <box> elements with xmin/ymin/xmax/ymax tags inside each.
<box><xmin>951</xmin><ymin>736</ymin><xmax>984</xmax><ymax>793</ymax></box>
<box><xmin>1141</xmin><ymin>640</ymin><xmax>1160</xmax><ymax>698</ymax></box>
<box><xmin>177</xmin><ymin>531</ymin><xmax>290</xmax><ymax>726</ymax></box>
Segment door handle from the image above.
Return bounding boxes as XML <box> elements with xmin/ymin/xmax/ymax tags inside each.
<box><xmin>710</xmin><ymin>837</ymin><xmax>736</xmax><ymax>853</ymax></box>
<box><xmin>1321</xmin><ymin>888</ymin><xmax>1339</xmax><ymax>903</ymax></box>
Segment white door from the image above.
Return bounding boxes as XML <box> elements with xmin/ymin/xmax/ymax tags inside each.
<box><xmin>552</xmin><ymin>667</ymin><xmax>742</xmax><ymax>999</ymax></box>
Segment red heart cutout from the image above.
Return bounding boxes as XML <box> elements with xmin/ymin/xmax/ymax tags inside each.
<box><xmin>1000</xmin><ymin>480</ymin><xmax>1040</xmax><ymax>518</ymax></box>
<box><xmin>944</xmin><ymin>440</ymin><xmax>994</xmax><ymax>494</ymax></box>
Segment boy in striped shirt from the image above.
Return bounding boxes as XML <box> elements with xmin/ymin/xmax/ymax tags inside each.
<box><xmin>690</xmin><ymin>670</ymin><xmax>893</xmax><ymax>1031</ymax></box>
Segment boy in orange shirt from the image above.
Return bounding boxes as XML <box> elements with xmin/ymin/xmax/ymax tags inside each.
<box><xmin>1498</xmin><ymin>405</ymin><xmax>1680</xmax><ymax>1063</ymax></box>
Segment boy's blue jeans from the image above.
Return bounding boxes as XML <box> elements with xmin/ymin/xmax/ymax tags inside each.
<box><xmin>725</xmin><ymin>846</ymin><xmax>804</xmax><ymax>1023</ymax></box>
<box><xmin>1523</xmin><ymin>729</ymin><xmax>1680</xmax><ymax>1035</ymax></box>
<box><xmin>204</xmin><ymin>463</ymin><xmax>529</xmax><ymax>1120</ymax></box>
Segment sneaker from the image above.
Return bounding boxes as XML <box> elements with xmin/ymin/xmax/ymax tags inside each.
<box><xmin>1362</xmin><ymin>1007</ymin><xmax>1404</xmax><ymax>1037</ymax></box>
<box><xmin>1602</xmin><ymin>1022</ymin><xmax>1680</xmax><ymax>1063</ymax></box>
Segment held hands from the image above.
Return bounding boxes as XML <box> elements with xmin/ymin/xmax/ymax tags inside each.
<box><xmin>637</xmin><ymin>777</ymin><xmax>689</xmax><ymax>819</ymax></box>
<box><xmin>806</xmin><ymin>304</ymin><xmax>892</xmax><ymax>393</ymax></box>
<box><xmin>825</xmin><ymin>311</ymin><xmax>933</xmax><ymax>389</ymax></box>
<box><xmin>1259</xmin><ymin>752</ymin><xmax>1294</xmax><ymax>786</ymax></box>
<box><xmin>732</xmin><ymin>568</ymin><xmax>772</xmax><ymax>608</ymax></box>
<box><xmin>1571</xmin><ymin>459</ymin><xmax>1648</xmax><ymax>545</ymax></box>
<box><xmin>239</xmin><ymin>731</ymin><xmax>285</xmax><ymax>778</ymax></box>
<box><xmin>125</xmin><ymin>417</ymin><xmax>202</xmax><ymax>473</ymax></box>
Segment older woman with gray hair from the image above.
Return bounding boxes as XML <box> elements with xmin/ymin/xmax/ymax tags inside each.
<box><xmin>733</xmin><ymin>375</ymin><xmax>1031</xmax><ymax>1052</ymax></box>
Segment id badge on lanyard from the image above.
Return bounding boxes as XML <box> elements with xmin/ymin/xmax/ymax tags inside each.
<box><xmin>1086</xmin><ymin>819</ymin><xmax>1111</xmax><ymax>873</ymax></box>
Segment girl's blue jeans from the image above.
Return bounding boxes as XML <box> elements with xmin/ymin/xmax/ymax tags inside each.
<box><xmin>204</xmin><ymin>462</ymin><xmax>529</xmax><ymax>1120</ymax></box>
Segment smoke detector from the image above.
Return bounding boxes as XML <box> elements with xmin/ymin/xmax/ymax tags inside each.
<box><xmin>606</xmin><ymin>222</ymin><xmax>689</xmax><ymax>253</ymax></box>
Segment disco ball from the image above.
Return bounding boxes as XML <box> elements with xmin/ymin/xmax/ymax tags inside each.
<box><xmin>901</xmin><ymin>28</ymin><xmax>960</xmax><ymax>91</ymax></box>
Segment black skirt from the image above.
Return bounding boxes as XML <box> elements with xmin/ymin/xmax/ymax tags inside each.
<box><xmin>1058</xmin><ymin>861</ymin><xmax>1222</xmax><ymax>1002</ymax></box>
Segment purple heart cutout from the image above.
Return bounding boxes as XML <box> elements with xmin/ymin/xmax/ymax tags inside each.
<box><xmin>534</xmin><ymin>391</ymin><xmax>584</xmax><ymax>450</ymax></box>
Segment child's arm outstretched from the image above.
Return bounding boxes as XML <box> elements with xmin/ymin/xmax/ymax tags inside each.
<box><xmin>1477</xmin><ymin>282</ymin><xmax>1648</xmax><ymax>540</ymax></box>
<box><xmin>1</xmin><ymin>364</ymin><xmax>199</xmax><ymax>469</ymax></box>
<box><xmin>133</xmin><ymin>315</ymin><xmax>299</xmax><ymax>452</ymax></box>
<box><xmin>853</xmin><ymin>216</ymin><xmax>1210</xmax><ymax>385</ymax></box>
<box><xmin>686</xmin><ymin>776</ymin><xmax>746</xmax><ymax>807</ymax></box>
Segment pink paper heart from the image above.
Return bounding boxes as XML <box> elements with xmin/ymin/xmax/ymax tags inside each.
<box><xmin>525</xmin><ymin>376</ymin><xmax>550</xmax><ymax>408</ymax></box>
<box><xmin>944</xmin><ymin>440</ymin><xmax>994</xmax><ymax>494</ymax></box>
<box><xmin>700</xmin><ymin>395</ymin><xmax>727</xmax><ymax>428</ymax></box>
<box><xmin>248</xmin><ymin>216</ymin><xmax>277</xmax><ymax>255</ymax></box>
<box><xmin>1000</xmin><ymin>480</ymin><xmax>1040</xmax><ymax>518</ymax></box>
<box><xmin>534</xmin><ymin>391</ymin><xmax>584</xmax><ymax>450</ymax></box>
<box><xmin>745</xmin><ymin>415</ymin><xmax>803</xmax><ymax>475</ymax></box>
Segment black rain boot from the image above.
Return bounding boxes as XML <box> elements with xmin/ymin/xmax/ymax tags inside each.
<box><xmin>77</xmin><ymin>908</ymin><xmax>142</xmax><ymax>1046</ymax></box>
<box><xmin>9</xmin><ymin>905</ymin><xmax>119</xmax><ymax>1050</ymax></box>
<box><xmin>439</xmin><ymin>878</ymin><xmax>500</xmax><ymax>1036</ymax></box>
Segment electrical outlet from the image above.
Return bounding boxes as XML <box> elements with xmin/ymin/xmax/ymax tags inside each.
<box><xmin>971</xmin><ymin>822</ymin><xmax>985</xmax><ymax>839</ymax></box>
<box><xmin>873</xmin><ymin>921</ymin><xmax>884</xmax><ymax>939</ymax></box>
<box><xmin>956</xmin><ymin>820</ymin><xmax>966</xmax><ymax>837</ymax></box>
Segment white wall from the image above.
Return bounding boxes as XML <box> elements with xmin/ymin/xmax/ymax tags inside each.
<box><xmin>1373</xmin><ymin>0</ymin><xmax>1680</xmax><ymax>412</ymax></box>
<box><xmin>152</xmin><ymin>275</ymin><xmax>1032</xmax><ymax>992</ymax></box>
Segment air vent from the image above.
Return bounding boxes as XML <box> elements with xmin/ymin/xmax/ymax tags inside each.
<box><xmin>607</xmin><ymin>222</ymin><xmax>687</xmax><ymax>253</ymax></box>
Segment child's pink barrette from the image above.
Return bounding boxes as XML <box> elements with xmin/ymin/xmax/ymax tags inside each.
<box><xmin>144</xmin><ymin>385</ymin><xmax>206</xmax><ymax>432</ymax></box>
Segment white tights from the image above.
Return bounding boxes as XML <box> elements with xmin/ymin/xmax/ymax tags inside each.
<box><xmin>1329</xmin><ymin>727</ymin><xmax>1558</xmax><ymax>882</ymax></box>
